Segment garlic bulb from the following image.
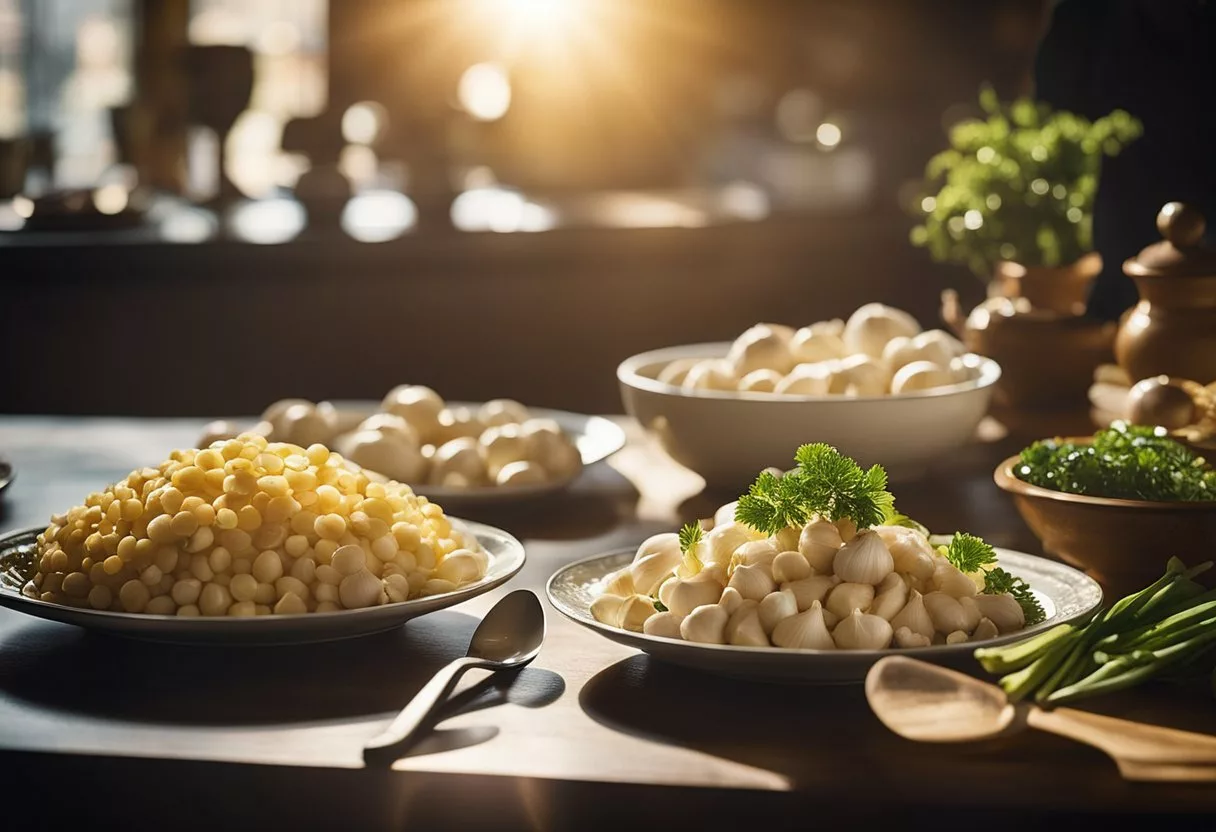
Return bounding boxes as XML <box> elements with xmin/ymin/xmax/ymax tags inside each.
<box><xmin>599</xmin><ymin>566</ymin><xmax>635</xmax><ymax>597</ymax></box>
<box><xmin>619</xmin><ymin>595</ymin><xmax>658</xmax><ymax>632</ymax></box>
<box><xmin>725</xmin><ymin>601</ymin><xmax>770</xmax><ymax>647</ymax></box>
<box><xmin>890</xmin><ymin>360</ymin><xmax>954</xmax><ymax>394</ymax></box>
<box><xmin>922</xmin><ymin>591</ymin><xmax>970</xmax><ymax>635</ymax></box>
<box><xmin>643</xmin><ymin>610</ymin><xmax>684</xmax><ymax>639</ymax></box>
<box><xmin>727</xmin><ymin>563</ymin><xmax>776</xmax><ymax>601</ymax></box>
<box><xmin>874</xmin><ymin>525</ymin><xmax>936</xmax><ymax>580</ymax></box>
<box><xmin>825</xmin><ymin>582</ymin><xmax>875</xmax><ymax>619</ymax></box>
<box><xmin>660</xmin><ymin>567</ymin><xmax>727</xmax><ymax>617</ymax></box>
<box><xmin>774</xmin><ymin>361</ymin><xmax>837</xmax><ymax>395</ymax></box>
<box><xmin>958</xmin><ymin>595</ymin><xmax>982</xmax><ymax>632</ymax></box>
<box><xmin>842</xmin><ymin>303</ymin><xmax>921</xmax><ymax>359</ymax></box>
<box><xmin>771</xmin><ymin>600</ymin><xmax>835</xmax><ymax>650</ymax></box>
<box><xmin>894</xmin><ymin>626</ymin><xmax>931</xmax><ymax>649</ymax></box>
<box><xmin>657</xmin><ymin>358</ymin><xmax>700</xmax><ymax>387</ymax></box>
<box><xmin>682</xmin><ymin>359</ymin><xmax>739</xmax><ymax>392</ymax></box>
<box><xmin>932</xmin><ymin>560</ymin><xmax>979</xmax><ymax>598</ymax></box>
<box><xmin>973</xmin><ymin>593</ymin><xmax>1026</xmax><ymax>633</ymax></box>
<box><xmin>590</xmin><ymin>593</ymin><xmax>627</xmax><ymax>627</ymax></box>
<box><xmin>698</xmin><ymin>521</ymin><xmax>755</xmax><ymax>570</ymax></box>
<box><xmin>971</xmin><ymin>617</ymin><xmax>1000</xmax><ymax>641</ymax></box>
<box><xmin>758</xmin><ymin>588</ymin><xmax>799</xmax><ymax>634</ymax></box>
<box><xmin>718</xmin><ymin>586</ymin><xmax>746</xmax><ymax>615</ymax></box>
<box><xmin>832</xmin><ymin>530</ymin><xmax>894</xmax><ymax>585</ymax></box>
<box><xmin>870</xmin><ymin>571</ymin><xmax>909</xmax><ymax>621</ymax></box>
<box><xmin>789</xmin><ymin>322</ymin><xmax>847</xmax><ymax>365</ymax></box>
<box><xmin>946</xmin><ymin>630</ymin><xmax>969</xmax><ymax>645</ymax></box>
<box><xmin>680</xmin><ymin>603</ymin><xmax>729</xmax><ymax>644</ymax></box>
<box><xmin>782</xmin><ymin>574</ymin><xmax>839</xmax><ymax>611</ymax></box>
<box><xmin>889</xmin><ymin>590</ymin><xmax>935</xmax><ymax>640</ymax></box>
<box><xmin>726</xmin><ymin>323</ymin><xmax>796</xmax><ymax>376</ymax></box>
<box><xmin>768</xmin><ymin>526</ymin><xmax>801</xmax><ymax>554</ymax></box>
<box><xmin>729</xmin><ymin>540</ymin><xmax>780</xmax><ymax>578</ymax></box>
<box><xmin>738</xmin><ymin>369</ymin><xmax>784</xmax><ymax>393</ymax></box>
<box><xmin>771</xmin><ymin>551</ymin><xmax>811</xmax><ymax>584</ymax></box>
<box><xmin>798</xmin><ymin>518</ymin><xmax>843</xmax><ymax>572</ymax></box>
<box><xmin>833</xmin><ymin>609</ymin><xmax>894</xmax><ymax>650</ymax></box>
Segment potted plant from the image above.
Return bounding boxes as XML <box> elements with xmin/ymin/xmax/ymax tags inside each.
<box><xmin>910</xmin><ymin>86</ymin><xmax>1141</xmax><ymax>409</ymax></box>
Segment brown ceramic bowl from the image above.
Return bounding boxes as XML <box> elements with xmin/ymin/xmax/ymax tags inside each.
<box><xmin>994</xmin><ymin>449</ymin><xmax>1216</xmax><ymax>599</ymax></box>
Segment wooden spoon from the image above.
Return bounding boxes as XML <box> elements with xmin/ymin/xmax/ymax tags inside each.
<box><xmin>865</xmin><ymin>655</ymin><xmax>1216</xmax><ymax>782</ymax></box>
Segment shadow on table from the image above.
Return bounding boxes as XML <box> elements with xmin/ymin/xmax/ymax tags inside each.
<box><xmin>577</xmin><ymin>653</ymin><xmax>1077</xmax><ymax>792</ymax></box>
<box><xmin>0</xmin><ymin>611</ymin><xmax>564</xmax><ymax>727</ymax></box>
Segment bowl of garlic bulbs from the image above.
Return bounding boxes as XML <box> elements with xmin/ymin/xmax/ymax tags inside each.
<box><xmin>617</xmin><ymin>303</ymin><xmax>1000</xmax><ymax>487</ymax></box>
<box><xmin>547</xmin><ymin>445</ymin><xmax>1100</xmax><ymax>683</ymax></box>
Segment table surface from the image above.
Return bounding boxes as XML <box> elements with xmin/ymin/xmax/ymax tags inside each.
<box><xmin>0</xmin><ymin>410</ymin><xmax>1213</xmax><ymax>829</ymax></box>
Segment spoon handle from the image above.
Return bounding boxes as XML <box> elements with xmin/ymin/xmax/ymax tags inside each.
<box><xmin>364</xmin><ymin>655</ymin><xmax>483</xmax><ymax>758</ymax></box>
<box><xmin>1028</xmin><ymin>706</ymin><xmax>1216</xmax><ymax>779</ymax></box>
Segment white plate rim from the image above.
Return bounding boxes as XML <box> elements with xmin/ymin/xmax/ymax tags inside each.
<box><xmin>545</xmin><ymin>546</ymin><xmax>1103</xmax><ymax>667</ymax></box>
<box><xmin>0</xmin><ymin>519</ymin><xmax>525</xmax><ymax>643</ymax></box>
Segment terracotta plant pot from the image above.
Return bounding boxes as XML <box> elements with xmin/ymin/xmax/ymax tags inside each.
<box><xmin>992</xmin><ymin>252</ymin><xmax>1102</xmax><ymax>316</ymax></box>
<box><xmin>994</xmin><ymin>453</ymin><xmax>1216</xmax><ymax>599</ymax></box>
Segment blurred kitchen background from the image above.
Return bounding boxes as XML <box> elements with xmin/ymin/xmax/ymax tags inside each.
<box><xmin>0</xmin><ymin>0</ymin><xmax>1053</xmax><ymax>416</ymax></box>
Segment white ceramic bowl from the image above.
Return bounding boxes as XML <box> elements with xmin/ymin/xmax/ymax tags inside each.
<box><xmin>617</xmin><ymin>342</ymin><xmax>1000</xmax><ymax>487</ymax></box>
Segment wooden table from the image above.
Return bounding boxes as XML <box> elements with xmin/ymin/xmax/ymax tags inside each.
<box><xmin>0</xmin><ymin>412</ymin><xmax>1213</xmax><ymax>829</ymax></box>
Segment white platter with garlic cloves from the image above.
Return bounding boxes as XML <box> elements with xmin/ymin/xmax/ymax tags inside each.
<box><xmin>546</xmin><ymin>444</ymin><xmax>1102</xmax><ymax>683</ymax></box>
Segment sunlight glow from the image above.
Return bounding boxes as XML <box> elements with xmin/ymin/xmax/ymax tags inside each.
<box><xmin>458</xmin><ymin>63</ymin><xmax>512</xmax><ymax>121</ymax></box>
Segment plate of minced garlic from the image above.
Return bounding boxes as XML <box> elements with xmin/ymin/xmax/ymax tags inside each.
<box><xmin>0</xmin><ymin>432</ymin><xmax>524</xmax><ymax>645</ymax></box>
<box><xmin>547</xmin><ymin>443</ymin><xmax>1101</xmax><ymax>683</ymax></box>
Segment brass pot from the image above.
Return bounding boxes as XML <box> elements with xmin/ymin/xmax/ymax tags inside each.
<box><xmin>992</xmin><ymin>251</ymin><xmax>1102</xmax><ymax>316</ymax></box>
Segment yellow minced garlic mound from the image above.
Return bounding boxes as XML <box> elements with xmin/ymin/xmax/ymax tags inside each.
<box><xmin>24</xmin><ymin>433</ymin><xmax>489</xmax><ymax>616</ymax></box>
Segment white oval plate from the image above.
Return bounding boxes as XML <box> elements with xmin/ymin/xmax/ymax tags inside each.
<box><xmin>0</xmin><ymin>519</ymin><xmax>525</xmax><ymax>646</ymax></box>
<box><xmin>547</xmin><ymin>548</ymin><xmax>1102</xmax><ymax>684</ymax></box>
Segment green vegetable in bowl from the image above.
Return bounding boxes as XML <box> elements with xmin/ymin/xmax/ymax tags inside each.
<box><xmin>974</xmin><ymin>557</ymin><xmax>1216</xmax><ymax>704</ymax></box>
<box><xmin>1014</xmin><ymin>420</ymin><xmax>1216</xmax><ymax>502</ymax></box>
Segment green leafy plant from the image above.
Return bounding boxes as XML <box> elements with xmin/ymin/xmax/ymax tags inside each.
<box><xmin>910</xmin><ymin>85</ymin><xmax>1141</xmax><ymax>277</ymax></box>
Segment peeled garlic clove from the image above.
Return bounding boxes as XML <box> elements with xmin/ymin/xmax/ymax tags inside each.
<box><xmin>479</xmin><ymin>423</ymin><xmax>529</xmax><ymax>474</ymax></box>
<box><xmin>591</xmin><ymin>593</ymin><xmax>628</xmax><ymax>627</ymax></box>
<box><xmin>661</xmin><ymin>571</ymin><xmax>727</xmax><ymax>617</ymax></box>
<box><xmin>832</xmin><ymin>530</ymin><xmax>894</xmax><ymax>586</ymax></box>
<box><xmin>837</xmin><ymin>353</ymin><xmax>891</xmax><ymax>397</ymax></box>
<box><xmin>890</xmin><ymin>360</ymin><xmax>954</xmax><ymax>394</ymax></box>
<box><xmin>881</xmin><ymin>335</ymin><xmax>916</xmax><ymax>372</ymax></box>
<box><xmin>771</xmin><ymin>600</ymin><xmax>835</xmax><ymax>650</ymax></box>
<box><xmin>825</xmin><ymin>582</ymin><xmax>875</xmax><ymax>619</ymax></box>
<box><xmin>771</xmin><ymin>551</ymin><xmax>811</xmax><ymax>584</ymax></box>
<box><xmin>262</xmin><ymin>398</ymin><xmax>312</xmax><ymax>434</ymax></box>
<box><xmin>718</xmin><ymin>586</ymin><xmax>745</xmax><ymax>615</ymax></box>
<box><xmin>680</xmin><ymin>603</ymin><xmax>729</xmax><ymax>644</ymax></box>
<box><xmin>629</xmin><ymin>532</ymin><xmax>683</xmax><ymax>594</ymax></box>
<box><xmin>712</xmin><ymin>502</ymin><xmax>738</xmax><ymax>528</ymax></box>
<box><xmin>657</xmin><ymin>357</ymin><xmax>701</xmax><ymax>387</ymax></box>
<box><xmin>973</xmin><ymin>593</ymin><xmax>1026</xmax><ymax>633</ymax></box>
<box><xmin>789</xmin><ymin>324</ymin><xmax>847</xmax><ymax>365</ymax></box>
<box><xmin>357</xmin><ymin>412</ymin><xmax>420</xmax><ymax>446</ymax></box>
<box><xmin>774</xmin><ymin>361</ymin><xmax>837</xmax><ymax>395</ymax></box>
<box><xmin>633</xmin><ymin>532</ymin><xmax>681</xmax><ymax>564</ymax></box>
<box><xmin>870</xmin><ymin>571</ymin><xmax>909</xmax><ymax>621</ymax></box>
<box><xmin>894</xmin><ymin>625</ymin><xmax>931</xmax><ymax>649</ymax></box>
<box><xmin>381</xmin><ymin>385</ymin><xmax>445</xmax><ymax>440</ymax></box>
<box><xmin>435</xmin><ymin>550</ymin><xmax>485</xmax><ymax>586</ymax></box>
<box><xmin>338</xmin><ymin>569</ymin><xmax>387</xmax><ymax>609</ymax></box>
<box><xmin>724</xmin><ymin>599</ymin><xmax>767</xmax><ymax>647</ymax></box>
<box><xmin>798</xmin><ymin>518</ymin><xmax>843</xmax><ymax>572</ymax></box>
<box><xmin>727</xmin><ymin>563</ymin><xmax>776</xmax><ymax>601</ymax></box>
<box><xmin>933</xmin><ymin>560</ymin><xmax>980</xmax><ymax>598</ymax></box>
<box><xmin>832</xmin><ymin>609</ymin><xmax>893</xmax><ymax>650</ymax></box>
<box><xmin>958</xmin><ymin>595</ymin><xmax>982</xmax><ymax>631</ymax></box>
<box><xmin>910</xmin><ymin>329</ymin><xmax>965</xmax><ymax>367</ymax></box>
<box><xmin>971</xmin><ymin>616</ymin><xmax>1000</xmax><ymax>641</ymax></box>
<box><xmin>768</xmin><ymin>526</ymin><xmax>801</xmax><ymax>554</ymax></box>
<box><xmin>946</xmin><ymin>630</ymin><xmax>969</xmax><ymax>645</ymax></box>
<box><xmin>874</xmin><ymin>525</ymin><xmax>936</xmax><ymax>580</ymax></box>
<box><xmin>682</xmin><ymin>359</ymin><xmax>739</xmax><ymax>392</ymax></box>
<box><xmin>643</xmin><ymin>610</ymin><xmax>685</xmax><ymax>639</ymax></box>
<box><xmin>619</xmin><ymin>594</ymin><xmax>658</xmax><ymax>632</ymax></box>
<box><xmin>835</xmin><ymin>517</ymin><xmax>858</xmax><ymax>543</ymax></box>
<box><xmin>758</xmin><ymin>588</ymin><xmax>799</xmax><ymax>634</ymax></box>
<box><xmin>726</xmin><ymin>323</ymin><xmax>796</xmax><ymax>376</ymax></box>
<box><xmin>429</xmin><ymin>437</ymin><xmax>488</xmax><ymax>486</ymax></box>
<box><xmin>697</xmin><ymin>521</ymin><xmax>755</xmax><ymax>569</ymax></box>
<box><xmin>782</xmin><ymin>574</ymin><xmax>839</xmax><ymax>611</ymax></box>
<box><xmin>738</xmin><ymin>369</ymin><xmax>784</xmax><ymax>393</ymax></box>
<box><xmin>842</xmin><ymin>302</ymin><xmax>921</xmax><ymax>359</ymax></box>
<box><xmin>496</xmin><ymin>460</ymin><xmax>548</xmax><ymax>486</ymax></box>
<box><xmin>923</xmin><ymin>591</ymin><xmax>970</xmax><ymax>635</ymax></box>
<box><xmin>477</xmin><ymin>398</ymin><xmax>531</xmax><ymax>427</ymax></box>
<box><xmin>890</xmin><ymin>589</ymin><xmax>935</xmax><ymax>639</ymax></box>
<box><xmin>729</xmin><ymin>540</ymin><xmax>780</xmax><ymax>578</ymax></box>
<box><xmin>278</xmin><ymin>402</ymin><xmax>339</xmax><ymax>448</ymax></box>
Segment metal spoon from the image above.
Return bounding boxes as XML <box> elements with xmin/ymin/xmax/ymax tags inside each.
<box><xmin>865</xmin><ymin>655</ymin><xmax>1216</xmax><ymax>782</ymax></box>
<box><xmin>364</xmin><ymin>589</ymin><xmax>545</xmax><ymax>759</ymax></box>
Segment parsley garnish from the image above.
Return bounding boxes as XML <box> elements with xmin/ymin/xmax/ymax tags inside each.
<box><xmin>677</xmin><ymin>522</ymin><xmax>703</xmax><ymax>576</ymax></box>
<box><xmin>652</xmin><ymin>598</ymin><xmax>668</xmax><ymax>612</ymax></box>
<box><xmin>943</xmin><ymin>532</ymin><xmax>998</xmax><ymax>574</ymax></box>
<box><xmin>734</xmin><ymin>444</ymin><xmax>894</xmax><ymax>534</ymax></box>
<box><xmin>983</xmin><ymin>567</ymin><xmax>1046</xmax><ymax>626</ymax></box>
